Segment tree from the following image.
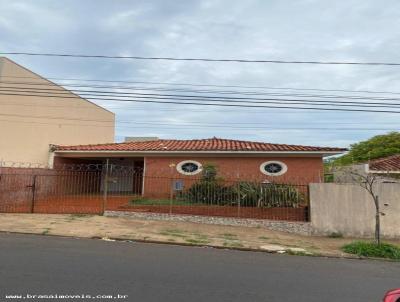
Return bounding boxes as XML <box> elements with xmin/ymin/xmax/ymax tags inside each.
<box><xmin>333</xmin><ymin>131</ymin><xmax>400</xmax><ymax>166</ymax></box>
<box><xmin>336</xmin><ymin>167</ymin><xmax>388</xmax><ymax>244</ymax></box>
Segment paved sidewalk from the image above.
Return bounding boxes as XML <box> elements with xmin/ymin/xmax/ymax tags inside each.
<box><xmin>0</xmin><ymin>213</ymin><xmax>398</xmax><ymax>257</ymax></box>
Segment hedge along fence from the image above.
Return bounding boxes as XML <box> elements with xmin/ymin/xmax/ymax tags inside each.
<box><xmin>180</xmin><ymin>163</ymin><xmax>305</xmax><ymax>207</ymax></box>
<box><xmin>177</xmin><ymin>179</ymin><xmax>305</xmax><ymax>208</ymax></box>
<box><xmin>129</xmin><ymin>163</ymin><xmax>309</xmax><ymax>221</ymax></box>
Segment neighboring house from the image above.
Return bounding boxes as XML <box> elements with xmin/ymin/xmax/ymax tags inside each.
<box><xmin>0</xmin><ymin>57</ymin><xmax>114</xmax><ymax>166</ymax></box>
<box><xmin>367</xmin><ymin>154</ymin><xmax>400</xmax><ymax>174</ymax></box>
<box><xmin>333</xmin><ymin>154</ymin><xmax>400</xmax><ymax>182</ymax></box>
<box><xmin>52</xmin><ymin>137</ymin><xmax>345</xmax><ymax>198</ymax></box>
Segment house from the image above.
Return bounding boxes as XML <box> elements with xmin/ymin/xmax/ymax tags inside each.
<box><xmin>51</xmin><ymin>137</ymin><xmax>346</xmax><ymax>198</ymax></box>
<box><xmin>0</xmin><ymin>57</ymin><xmax>114</xmax><ymax>167</ymax></box>
<box><xmin>333</xmin><ymin>154</ymin><xmax>400</xmax><ymax>182</ymax></box>
<box><xmin>367</xmin><ymin>154</ymin><xmax>400</xmax><ymax>175</ymax></box>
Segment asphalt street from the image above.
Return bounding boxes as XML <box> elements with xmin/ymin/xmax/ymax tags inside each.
<box><xmin>0</xmin><ymin>233</ymin><xmax>398</xmax><ymax>302</ymax></box>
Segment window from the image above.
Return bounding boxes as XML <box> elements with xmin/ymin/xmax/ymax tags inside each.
<box><xmin>260</xmin><ymin>161</ymin><xmax>287</xmax><ymax>176</ymax></box>
<box><xmin>176</xmin><ymin>160</ymin><xmax>203</xmax><ymax>175</ymax></box>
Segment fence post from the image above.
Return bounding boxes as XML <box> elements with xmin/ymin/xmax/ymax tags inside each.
<box><xmin>169</xmin><ymin>178</ymin><xmax>174</xmax><ymax>214</ymax></box>
<box><xmin>169</xmin><ymin>163</ymin><xmax>176</xmax><ymax>215</ymax></box>
<box><xmin>306</xmin><ymin>184</ymin><xmax>311</xmax><ymax>222</ymax></box>
<box><xmin>102</xmin><ymin>159</ymin><xmax>110</xmax><ymax>215</ymax></box>
<box><xmin>30</xmin><ymin>175</ymin><xmax>37</xmax><ymax>213</ymax></box>
<box><xmin>236</xmin><ymin>173</ymin><xmax>241</xmax><ymax>218</ymax></box>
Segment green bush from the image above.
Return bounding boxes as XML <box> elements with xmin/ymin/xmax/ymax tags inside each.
<box><xmin>234</xmin><ymin>181</ymin><xmax>304</xmax><ymax>208</ymax></box>
<box><xmin>179</xmin><ymin>180</ymin><xmax>304</xmax><ymax>207</ymax></box>
<box><xmin>177</xmin><ymin>181</ymin><xmax>235</xmax><ymax>205</ymax></box>
<box><xmin>178</xmin><ymin>163</ymin><xmax>304</xmax><ymax>208</ymax></box>
<box><xmin>177</xmin><ymin>162</ymin><xmax>235</xmax><ymax>205</ymax></box>
<box><xmin>342</xmin><ymin>241</ymin><xmax>400</xmax><ymax>260</ymax></box>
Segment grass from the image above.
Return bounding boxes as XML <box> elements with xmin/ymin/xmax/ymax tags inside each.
<box><xmin>192</xmin><ymin>233</ymin><xmax>209</xmax><ymax>240</ymax></box>
<box><xmin>159</xmin><ymin>229</ymin><xmax>187</xmax><ymax>238</ymax></box>
<box><xmin>258</xmin><ymin>236</ymin><xmax>270</xmax><ymax>240</ymax></box>
<box><xmin>186</xmin><ymin>232</ymin><xmax>210</xmax><ymax>244</ymax></box>
<box><xmin>159</xmin><ymin>229</ymin><xmax>210</xmax><ymax>245</ymax></box>
<box><xmin>219</xmin><ymin>233</ymin><xmax>238</xmax><ymax>240</ymax></box>
<box><xmin>185</xmin><ymin>238</ymin><xmax>210</xmax><ymax>245</ymax></box>
<box><xmin>223</xmin><ymin>241</ymin><xmax>244</xmax><ymax>248</ymax></box>
<box><xmin>342</xmin><ymin>241</ymin><xmax>400</xmax><ymax>260</ymax></box>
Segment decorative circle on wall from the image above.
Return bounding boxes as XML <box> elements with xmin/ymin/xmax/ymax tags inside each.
<box><xmin>176</xmin><ymin>160</ymin><xmax>203</xmax><ymax>175</ymax></box>
<box><xmin>260</xmin><ymin>161</ymin><xmax>288</xmax><ymax>176</ymax></box>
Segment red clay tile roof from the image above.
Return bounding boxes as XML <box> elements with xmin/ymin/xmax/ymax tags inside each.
<box><xmin>369</xmin><ymin>154</ymin><xmax>400</xmax><ymax>172</ymax></box>
<box><xmin>55</xmin><ymin>138</ymin><xmax>346</xmax><ymax>153</ymax></box>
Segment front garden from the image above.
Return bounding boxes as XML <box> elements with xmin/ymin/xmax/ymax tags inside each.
<box><xmin>126</xmin><ymin>164</ymin><xmax>308</xmax><ymax>221</ymax></box>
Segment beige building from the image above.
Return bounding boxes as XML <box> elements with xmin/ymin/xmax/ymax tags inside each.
<box><xmin>0</xmin><ymin>57</ymin><xmax>115</xmax><ymax>166</ymax></box>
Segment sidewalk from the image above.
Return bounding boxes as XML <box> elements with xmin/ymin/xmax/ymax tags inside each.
<box><xmin>0</xmin><ymin>213</ymin><xmax>397</xmax><ymax>257</ymax></box>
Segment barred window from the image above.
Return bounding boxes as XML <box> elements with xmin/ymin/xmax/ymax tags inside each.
<box><xmin>177</xmin><ymin>160</ymin><xmax>203</xmax><ymax>175</ymax></box>
<box><xmin>260</xmin><ymin>161</ymin><xmax>287</xmax><ymax>176</ymax></box>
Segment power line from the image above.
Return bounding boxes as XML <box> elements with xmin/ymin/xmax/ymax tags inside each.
<box><xmin>2</xmin><ymin>52</ymin><xmax>400</xmax><ymax>66</ymax></box>
<box><xmin>0</xmin><ymin>117</ymin><xmax>397</xmax><ymax>131</ymax></box>
<box><xmin>2</xmin><ymin>86</ymin><xmax>400</xmax><ymax>109</ymax></box>
<box><xmin>4</xmin><ymin>101</ymin><xmax>396</xmax><ymax>116</ymax></box>
<box><xmin>116</xmin><ymin>120</ymin><xmax>399</xmax><ymax>130</ymax></box>
<box><xmin>1</xmin><ymin>91</ymin><xmax>400</xmax><ymax>114</ymax></box>
<box><xmin>2</xmin><ymin>89</ymin><xmax>400</xmax><ymax>111</ymax></box>
<box><xmin>3</xmin><ymin>75</ymin><xmax>400</xmax><ymax>96</ymax></box>
<box><xmin>3</xmin><ymin>80</ymin><xmax>400</xmax><ymax>102</ymax></box>
<box><xmin>0</xmin><ymin>107</ymin><xmax>397</xmax><ymax>126</ymax></box>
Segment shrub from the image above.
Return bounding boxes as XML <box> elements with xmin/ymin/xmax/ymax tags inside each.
<box><xmin>261</xmin><ymin>183</ymin><xmax>304</xmax><ymax>207</ymax></box>
<box><xmin>177</xmin><ymin>181</ymin><xmax>235</xmax><ymax>205</ymax></box>
<box><xmin>233</xmin><ymin>181</ymin><xmax>304</xmax><ymax>208</ymax></box>
<box><xmin>342</xmin><ymin>241</ymin><xmax>400</xmax><ymax>260</ymax></box>
<box><xmin>201</xmin><ymin>163</ymin><xmax>218</xmax><ymax>182</ymax></box>
<box><xmin>177</xmin><ymin>162</ymin><xmax>236</xmax><ymax>205</ymax></box>
<box><xmin>178</xmin><ymin>163</ymin><xmax>304</xmax><ymax>208</ymax></box>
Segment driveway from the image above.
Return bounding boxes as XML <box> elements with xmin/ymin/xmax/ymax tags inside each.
<box><xmin>0</xmin><ymin>233</ymin><xmax>398</xmax><ymax>302</ymax></box>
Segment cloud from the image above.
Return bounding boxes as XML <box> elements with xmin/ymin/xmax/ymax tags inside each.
<box><xmin>0</xmin><ymin>0</ymin><xmax>399</xmax><ymax>148</ymax></box>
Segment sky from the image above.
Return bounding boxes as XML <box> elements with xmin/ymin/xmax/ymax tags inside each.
<box><xmin>0</xmin><ymin>0</ymin><xmax>399</xmax><ymax>147</ymax></box>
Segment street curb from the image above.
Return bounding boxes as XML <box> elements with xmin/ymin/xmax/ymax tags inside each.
<box><xmin>1</xmin><ymin>230</ymin><xmax>398</xmax><ymax>262</ymax></box>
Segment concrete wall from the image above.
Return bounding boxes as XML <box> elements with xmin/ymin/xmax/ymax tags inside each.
<box><xmin>0</xmin><ymin>57</ymin><xmax>115</xmax><ymax>166</ymax></box>
<box><xmin>310</xmin><ymin>183</ymin><xmax>400</xmax><ymax>238</ymax></box>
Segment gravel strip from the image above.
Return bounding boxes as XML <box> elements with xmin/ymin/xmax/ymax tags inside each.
<box><xmin>105</xmin><ymin>211</ymin><xmax>312</xmax><ymax>235</ymax></box>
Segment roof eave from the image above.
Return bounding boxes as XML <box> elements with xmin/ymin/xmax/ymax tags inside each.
<box><xmin>54</xmin><ymin>150</ymin><xmax>344</xmax><ymax>157</ymax></box>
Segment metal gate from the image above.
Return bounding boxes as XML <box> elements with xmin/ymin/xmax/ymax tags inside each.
<box><xmin>0</xmin><ymin>173</ymin><xmax>35</xmax><ymax>213</ymax></box>
<box><xmin>0</xmin><ymin>164</ymin><xmax>143</xmax><ymax>214</ymax></box>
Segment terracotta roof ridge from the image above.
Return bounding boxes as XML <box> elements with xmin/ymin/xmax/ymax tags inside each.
<box><xmin>202</xmin><ymin>137</ymin><xmax>347</xmax><ymax>150</ymax></box>
<box><xmin>54</xmin><ymin>137</ymin><xmax>347</xmax><ymax>153</ymax></box>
